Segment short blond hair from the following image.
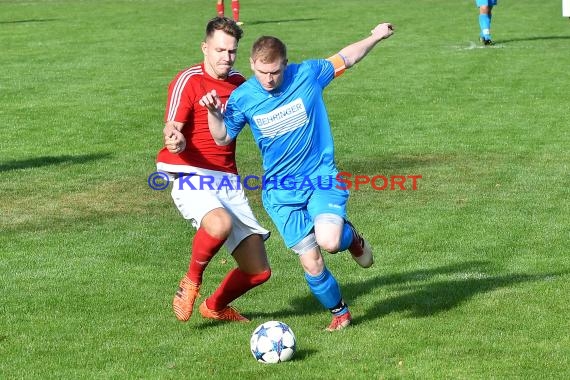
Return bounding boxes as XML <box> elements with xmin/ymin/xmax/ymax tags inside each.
<box><xmin>250</xmin><ymin>36</ymin><xmax>287</xmax><ymax>63</ymax></box>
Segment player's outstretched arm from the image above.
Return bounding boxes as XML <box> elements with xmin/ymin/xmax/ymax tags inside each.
<box><xmin>336</xmin><ymin>22</ymin><xmax>394</xmax><ymax>69</ymax></box>
<box><xmin>198</xmin><ymin>89</ymin><xmax>233</xmax><ymax>146</ymax></box>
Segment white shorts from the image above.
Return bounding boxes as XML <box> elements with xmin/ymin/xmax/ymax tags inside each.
<box><xmin>169</xmin><ymin>167</ymin><xmax>270</xmax><ymax>254</ymax></box>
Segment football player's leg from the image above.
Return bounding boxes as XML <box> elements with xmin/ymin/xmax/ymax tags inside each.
<box><xmin>309</xmin><ymin>185</ymin><xmax>373</xmax><ymax>267</ymax></box>
<box><xmin>313</xmin><ymin>213</ymin><xmax>374</xmax><ymax>268</ymax></box>
<box><xmin>231</xmin><ymin>0</ymin><xmax>240</xmax><ymax>23</ymax></box>
<box><xmin>279</xmin><ymin>198</ymin><xmax>349</xmax><ymax>325</ymax></box>
<box><xmin>313</xmin><ymin>213</ymin><xmax>343</xmax><ymax>253</ymax></box>
<box><xmin>190</xmin><ymin>208</ymin><xmax>232</xmax><ymax>284</ymax></box>
<box><xmin>476</xmin><ymin>0</ymin><xmax>492</xmax><ymax>42</ymax></box>
<box><xmin>296</xmin><ymin>244</ymin><xmax>352</xmax><ymax>331</ymax></box>
<box><xmin>203</xmin><ymin>235</ymin><xmax>271</xmax><ymax>314</ymax></box>
<box><xmin>488</xmin><ymin>4</ymin><xmax>494</xmax><ymax>35</ymax></box>
<box><xmin>200</xmin><ymin>190</ymin><xmax>271</xmax><ymax>321</ymax></box>
<box><xmin>216</xmin><ymin>0</ymin><xmax>224</xmax><ymax>17</ymax></box>
<box><xmin>173</xmin><ymin>211</ymin><xmax>229</xmax><ymax>321</ymax></box>
<box><xmin>263</xmin><ymin>188</ymin><xmax>350</xmax><ymax>329</ymax></box>
<box><xmin>171</xmin><ymin>180</ymin><xmax>232</xmax><ymax>321</ymax></box>
<box><xmin>309</xmin><ymin>185</ymin><xmax>348</xmax><ymax>253</ymax></box>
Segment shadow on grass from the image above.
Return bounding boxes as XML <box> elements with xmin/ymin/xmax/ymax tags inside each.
<box><xmin>498</xmin><ymin>35</ymin><xmax>570</xmax><ymax>44</ymax></box>
<box><xmin>336</xmin><ymin>154</ymin><xmax>447</xmax><ymax>173</ymax></box>
<box><xmin>0</xmin><ymin>18</ymin><xmax>59</xmax><ymax>24</ymax></box>
<box><xmin>349</xmin><ymin>261</ymin><xmax>565</xmax><ymax>325</ymax></box>
<box><xmin>0</xmin><ymin>153</ymin><xmax>112</xmax><ymax>172</ymax></box>
<box><xmin>238</xmin><ymin>260</ymin><xmax>564</xmax><ymax>324</ymax></box>
<box><xmin>243</xmin><ymin>18</ymin><xmax>317</xmax><ymax>26</ymax></box>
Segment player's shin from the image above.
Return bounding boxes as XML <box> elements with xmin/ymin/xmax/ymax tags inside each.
<box><xmin>304</xmin><ymin>267</ymin><xmax>347</xmax><ymax>314</ymax></box>
<box><xmin>207</xmin><ymin>268</ymin><xmax>271</xmax><ymax>310</ymax></box>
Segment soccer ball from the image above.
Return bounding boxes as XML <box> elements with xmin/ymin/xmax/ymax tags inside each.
<box><xmin>250</xmin><ymin>320</ymin><xmax>297</xmax><ymax>364</ymax></box>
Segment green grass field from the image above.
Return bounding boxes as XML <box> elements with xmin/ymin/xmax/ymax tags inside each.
<box><xmin>1</xmin><ymin>0</ymin><xmax>569</xmax><ymax>378</ymax></box>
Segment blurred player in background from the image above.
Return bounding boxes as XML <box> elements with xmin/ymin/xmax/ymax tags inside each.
<box><xmin>200</xmin><ymin>22</ymin><xmax>395</xmax><ymax>331</ymax></box>
<box><xmin>476</xmin><ymin>0</ymin><xmax>497</xmax><ymax>45</ymax></box>
<box><xmin>217</xmin><ymin>0</ymin><xmax>242</xmax><ymax>25</ymax></box>
<box><xmin>156</xmin><ymin>17</ymin><xmax>270</xmax><ymax>324</ymax></box>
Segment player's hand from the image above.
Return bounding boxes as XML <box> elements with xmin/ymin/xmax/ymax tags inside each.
<box><xmin>164</xmin><ymin>127</ymin><xmax>186</xmax><ymax>154</ymax></box>
<box><xmin>370</xmin><ymin>23</ymin><xmax>394</xmax><ymax>41</ymax></box>
<box><xmin>163</xmin><ymin>123</ymin><xmax>177</xmax><ymax>139</ymax></box>
<box><xmin>199</xmin><ymin>89</ymin><xmax>223</xmax><ymax>117</ymax></box>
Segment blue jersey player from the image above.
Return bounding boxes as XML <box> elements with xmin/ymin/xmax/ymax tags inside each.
<box><xmin>476</xmin><ymin>0</ymin><xmax>498</xmax><ymax>45</ymax></box>
<box><xmin>200</xmin><ymin>22</ymin><xmax>395</xmax><ymax>331</ymax></box>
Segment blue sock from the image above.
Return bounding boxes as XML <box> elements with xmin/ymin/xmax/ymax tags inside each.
<box><xmin>339</xmin><ymin>222</ymin><xmax>354</xmax><ymax>252</ymax></box>
<box><xmin>304</xmin><ymin>268</ymin><xmax>348</xmax><ymax>316</ymax></box>
<box><xmin>479</xmin><ymin>14</ymin><xmax>491</xmax><ymax>40</ymax></box>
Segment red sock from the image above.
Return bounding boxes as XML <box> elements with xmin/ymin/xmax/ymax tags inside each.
<box><xmin>207</xmin><ymin>268</ymin><xmax>271</xmax><ymax>310</ymax></box>
<box><xmin>186</xmin><ymin>228</ymin><xmax>225</xmax><ymax>286</ymax></box>
<box><xmin>216</xmin><ymin>3</ymin><xmax>224</xmax><ymax>17</ymax></box>
<box><xmin>231</xmin><ymin>0</ymin><xmax>240</xmax><ymax>21</ymax></box>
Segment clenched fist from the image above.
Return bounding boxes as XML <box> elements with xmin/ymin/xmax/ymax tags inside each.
<box><xmin>163</xmin><ymin>122</ymin><xmax>186</xmax><ymax>154</ymax></box>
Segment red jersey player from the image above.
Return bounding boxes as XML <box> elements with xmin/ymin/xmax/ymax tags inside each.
<box><xmin>156</xmin><ymin>17</ymin><xmax>271</xmax><ymax>323</ymax></box>
<box><xmin>216</xmin><ymin>0</ymin><xmax>242</xmax><ymax>25</ymax></box>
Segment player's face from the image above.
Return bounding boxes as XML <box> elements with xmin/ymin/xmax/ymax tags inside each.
<box><xmin>250</xmin><ymin>58</ymin><xmax>287</xmax><ymax>92</ymax></box>
<box><xmin>202</xmin><ymin>30</ymin><xmax>239</xmax><ymax>80</ymax></box>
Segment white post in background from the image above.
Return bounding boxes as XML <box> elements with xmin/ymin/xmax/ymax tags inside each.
<box><xmin>563</xmin><ymin>0</ymin><xmax>570</xmax><ymax>17</ymax></box>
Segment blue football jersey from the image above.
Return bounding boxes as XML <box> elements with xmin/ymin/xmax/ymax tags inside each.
<box><xmin>224</xmin><ymin>59</ymin><xmax>338</xmax><ymax>183</ymax></box>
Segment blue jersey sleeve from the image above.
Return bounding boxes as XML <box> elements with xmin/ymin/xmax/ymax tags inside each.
<box><xmin>223</xmin><ymin>95</ymin><xmax>247</xmax><ymax>140</ymax></box>
<box><xmin>307</xmin><ymin>59</ymin><xmax>336</xmax><ymax>89</ymax></box>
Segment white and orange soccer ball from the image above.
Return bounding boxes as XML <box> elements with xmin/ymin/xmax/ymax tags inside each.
<box><xmin>250</xmin><ymin>321</ymin><xmax>297</xmax><ymax>364</ymax></box>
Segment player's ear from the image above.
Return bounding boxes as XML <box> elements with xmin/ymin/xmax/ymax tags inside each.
<box><xmin>249</xmin><ymin>57</ymin><xmax>255</xmax><ymax>71</ymax></box>
<box><xmin>201</xmin><ymin>42</ymin><xmax>208</xmax><ymax>55</ymax></box>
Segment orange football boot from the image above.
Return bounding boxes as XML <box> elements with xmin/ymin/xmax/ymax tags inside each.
<box><xmin>198</xmin><ymin>300</ymin><xmax>249</xmax><ymax>322</ymax></box>
<box><xmin>172</xmin><ymin>277</ymin><xmax>200</xmax><ymax>321</ymax></box>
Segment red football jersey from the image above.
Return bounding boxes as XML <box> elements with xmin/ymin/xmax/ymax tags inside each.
<box><xmin>156</xmin><ymin>63</ymin><xmax>245</xmax><ymax>174</ymax></box>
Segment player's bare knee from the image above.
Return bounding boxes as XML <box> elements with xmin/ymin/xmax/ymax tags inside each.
<box><xmin>316</xmin><ymin>238</ymin><xmax>341</xmax><ymax>254</ymax></box>
<box><xmin>202</xmin><ymin>208</ymin><xmax>232</xmax><ymax>238</ymax></box>
<box><xmin>314</xmin><ymin>214</ymin><xmax>343</xmax><ymax>253</ymax></box>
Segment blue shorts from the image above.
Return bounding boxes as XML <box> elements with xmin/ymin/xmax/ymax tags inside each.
<box><xmin>476</xmin><ymin>0</ymin><xmax>497</xmax><ymax>6</ymax></box>
<box><xmin>262</xmin><ymin>184</ymin><xmax>349</xmax><ymax>248</ymax></box>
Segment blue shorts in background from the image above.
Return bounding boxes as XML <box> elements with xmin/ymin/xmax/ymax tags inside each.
<box><xmin>476</xmin><ymin>0</ymin><xmax>497</xmax><ymax>6</ymax></box>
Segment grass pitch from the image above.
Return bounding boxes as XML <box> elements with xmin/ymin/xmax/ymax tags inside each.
<box><xmin>1</xmin><ymin>0</ymin><xmax>569</xmax><ymax>378</ymax></box>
